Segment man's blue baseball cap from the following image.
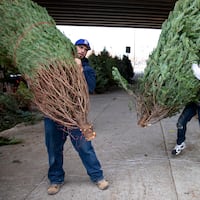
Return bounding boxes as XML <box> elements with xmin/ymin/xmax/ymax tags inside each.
<box><xmin>75</xmin><ymin>39</ymin><xmax>91</xmax><ymax>50</ymax></box>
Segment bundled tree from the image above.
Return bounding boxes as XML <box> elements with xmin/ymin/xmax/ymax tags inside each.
<box><xmin>113</xmin><ymin>0</ymin><xmax>200</xmax><ymax>127</ymax></box>
<box><xmin>0</xmin><ymin>0</ymin><xmax>94</xmax><ymax>139</ymax></box>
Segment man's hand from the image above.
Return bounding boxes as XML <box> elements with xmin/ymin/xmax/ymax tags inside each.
<box><xmin>75</xmin><ymin>58</ymin><xmax>83</xmax><ymax>72</ymax></box>
<box><xmin>192</xmin><ymin>63</ymin><xmax>200</xmax><ymax>80</ymax></box>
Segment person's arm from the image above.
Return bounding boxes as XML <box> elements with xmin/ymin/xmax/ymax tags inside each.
<box><xmin>192</xmin><ymin>63</ymin><xmax>200</xmax><ymax>80</ymax></box>
<box><xmin>83</xmin><ymin>65</ymin><xmax>96</xmax><ymax>94</ymax></box>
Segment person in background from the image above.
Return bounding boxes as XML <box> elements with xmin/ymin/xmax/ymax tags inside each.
<box><xmin>171</xmin><ymin>63</ymin><xmax>200</xmax><ymax>155</ymax></box>
<box><xmin>45</xmin><ymin>39</ymin><xmax>109</xmax><ymax>195</ymax></box>
<box><xmin>171</xmin><ymin>102</ymin><xmax>200</xmax><ymax>155</ymax></box>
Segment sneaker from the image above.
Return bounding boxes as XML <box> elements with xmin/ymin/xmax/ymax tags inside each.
<box><xmin>171</xmin><ymin>142</ymin><xmax>186</xmax><ymax>156</ymax></box>
<box><xmin>47</xmin><ymin>183</ymin><xmax>63</xmax><ymax>195</ymax></box>
<box><xmin>96</xmin><ymin>179</ymin><xmax>109</xmax><ymax>190</ymax></box>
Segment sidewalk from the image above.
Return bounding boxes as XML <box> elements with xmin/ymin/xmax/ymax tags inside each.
<box><xmin>0</xmin><ymin>89</ymin><xmax>200</xmax><ymax>200</ymax></box>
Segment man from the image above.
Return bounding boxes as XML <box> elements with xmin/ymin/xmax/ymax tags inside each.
<box><xmin>45</xmin><ymin>39</ymin><xmax>109</xmax><ymax>195</ymax></box>
<box><xmin>171</xmin><ymin>63</ymin><xmax>200</xmax><ymax>155</ymax></box>
<box><xmin>75</xmin><ymin>39</ymin><xmax>96</xmax><ymax>94</ymax></box>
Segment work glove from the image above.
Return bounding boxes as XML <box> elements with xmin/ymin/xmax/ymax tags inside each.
<box><xmin>80</xmin><ymin>124</ymin><xmax>96</xmax><ymax>141</ymax></box>
<box><xmin>192</xmin><ymin>63</ymin><xmax>200</xmax><ymax>80</ymax></box>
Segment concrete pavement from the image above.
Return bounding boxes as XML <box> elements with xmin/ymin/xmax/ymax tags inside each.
<box><xmin>0</xmin><ymin>89</ymin><xmax>200</xmax><ymax>200</ymax></box>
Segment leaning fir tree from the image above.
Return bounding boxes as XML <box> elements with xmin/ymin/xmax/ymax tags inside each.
<box><xmin>113</xmin><ymin>0</ymin><xmax>200</xmax><ymax>127</ymax></box>
<box><xmin>0</xmin><ymin>0</ymin><xmax>95</xmax><ymax>140</ymax></box>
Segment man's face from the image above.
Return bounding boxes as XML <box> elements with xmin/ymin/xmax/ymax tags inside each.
<box><xmin>76</xmin><ymin>45</ymin><xmax>89</xmax><ymax>59</ymax></box>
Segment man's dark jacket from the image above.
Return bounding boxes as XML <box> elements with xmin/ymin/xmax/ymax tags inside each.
<box><xmin>81</xmin><ymin>57</ymin><xmax>96</xmax><ymax>94</ymax></box>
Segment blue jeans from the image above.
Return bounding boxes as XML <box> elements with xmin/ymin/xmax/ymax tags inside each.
<box><xmin>176</xmin><ymin>102</ymin><xmax>200</xmax><ymax>145</ymax></box>
<box><xmin>44</xmin><ymin>117</ymin><xmax>104</xmax><ymax>184</ymax></box>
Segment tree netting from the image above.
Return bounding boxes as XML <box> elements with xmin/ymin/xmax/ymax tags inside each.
<box><xmin>113</xmin><ymin>0</ymin><xmax>200</xmax><ymax>127</ymax></box>
<box><xmin>0</xmin><ymin>0</ymin><xmax>95</xmax><ymax>140</ymax></box>
<box><xmin>137</xmin><ymin>0</ymin><xmax>200</xmax><ymax>127</ymax></box>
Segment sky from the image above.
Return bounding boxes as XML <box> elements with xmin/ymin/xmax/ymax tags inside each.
<box><xmin>57</xmin><ymin>25</ymin><xmax>161</xmax><ymax>72</ymax></box>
